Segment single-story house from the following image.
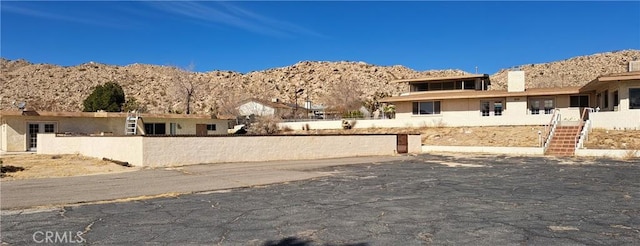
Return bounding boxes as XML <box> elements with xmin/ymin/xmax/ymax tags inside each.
<box><xmin>0</xmin><ymin>111</ymin><xmax>230</xmax><ymax>152</ymax></box>
<box><xmin>380</xmin><ymin>67</ymin><xmax>640</xmax><ymax>130</ymax></box>
<box><xmin>237</xmin><ymin>98</ymin><xmax>295</xmax><ymax>117</ymax></box>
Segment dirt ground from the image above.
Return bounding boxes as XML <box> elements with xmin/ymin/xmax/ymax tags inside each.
<box><xmin>0</xmin><ymin>154</ymin><xmax>138</xmax><ymax>181</ymax></box>
<box><xmin>585</xmin><ymin>128</ymin><xmax>640</xmax><ymax>149</ymax></box>
<box><xmin>285</xmin><ymin>126</ymin><xmax>640</xmax><ymax>149</ymax></box>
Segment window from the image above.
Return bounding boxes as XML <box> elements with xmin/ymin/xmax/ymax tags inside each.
<box><xmin>480</xmin><ymin>100</ymin><xmax>504</xmax><ymax>116</ymax></box>
<box><xmin>604</xmin><ymin>90</ymin><xmax>609</xmax><ymax>109</ymax></box>
<box><xmin>429</xmin><ymin>83</ymin><xmax>442</xmax><ymax>91</ymax></box>
<box><xmin>412</xmin><ymin>83</ymin><xmax>429</xmax><ymax>92</ymax></box>
<box><xmin>530</xmin><ymin>98</ymin><xmax>554</xmax><ymax>115</ymax></box>
<box><xmin>630</xmin><ymin>88</ymin><xmax>640</xmax><ymax>109</ymax></box>
<box><xmin>481</xmin><ymin>101</ymin><xmax>490</xmax><ymax>116</ymax></box>
<box><xmin>613</xmin><ymin>91</ymin><xmax>619</xmax><ymax>107</ymax></box>
<box><xmin>412</xmin><ymin>101</ymin><xmax>441</xmax><ymax>115</ymax></box>
<box><xmin>170</xmin><ymin>123</ymin><xmax>177</xmax><ymax>135</ymax></box>
<box><xmin>596</xmin><ymin>93</ymin><xmax>602</xmax><ymax>108</ymax></box>
<box><xmin>463</xmin><ymin>80</ymin><xmax>476</xmax><ymax>90</ymax></box>
<box><xmin>544</xmin><ymin>99</ymin><xmax>554</xmax><ymax>114</ymax></box>
<box><xmin>569</xmin><ymin>95</ymin><xmax>589</xmax><ymax>107</ymax></box>
<box><xmin>44</xmin><ymin>124</ymin><xmax>55</xmax><ymax>133</ymax></box>
<box><xmin>206</xmin><ymin>124</ymin><xmax>216</xmax><ymax>131</ymax></box>
<box><xmin>494</xmin><ymin>101</ymin><xmax>503</xmax><ymax>116</ymax></box>
<box><xmin>442</xmin><ymin>82</ymin><xmax>455</xmax><ymax>90</ymax></box>
<box><xmin>144</xmin><ymin>123</ymin><xmax>166</xmax><ymax>135</ymax></box>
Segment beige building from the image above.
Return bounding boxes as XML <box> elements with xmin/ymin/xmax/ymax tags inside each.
<box><xmin>380</xmin><ymin>70</ymin><xmax>640</xmax><ymax>129</ymax></box>
<box><xmin>0</xmin><ymin>111</ymin><xmax>230</xmax><ymax>152</ymax></box>
<box><xmin>237</xmin><ymin>98</ymin><xmax>295</xmax><ymax>117</ymax></box>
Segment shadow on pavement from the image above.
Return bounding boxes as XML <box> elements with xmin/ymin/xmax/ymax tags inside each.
<box><xmin>263</xmin><ymin>237</ymin><xmax>368</xmax><ymax>246</ymax></box>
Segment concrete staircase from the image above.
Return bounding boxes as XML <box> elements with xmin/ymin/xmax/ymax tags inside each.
<box><xmin>545</xmin><ymin>125</ymin><xmax>582</xmax><ymax>156</ymax></box>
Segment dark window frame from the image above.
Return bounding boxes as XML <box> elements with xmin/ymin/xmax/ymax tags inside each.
<box><xmin>412</xmin><ymin>101</ymin><xmax>442</xmax><ymax>115</ymax></box>
<box><xmin>206</xmin><ymin>124</ymin><xmax>216</xmax><ymax>131</ymax></box>
<box><xmin>144</xmin><ymin>123</ymin><xmax>166</xmax><ymax>135</ymax></box>
<box><xmin>569</xmin><ymin>95</ymin><xmax>590</xmax><ymax>107</ymax></box>
<box><xmin>529</xmin><ymin>98</ymin><xmax>554</xmax><ymax>115</ymax></box>
<box><xmin>630</xmin><ymin>88</ymin><xmax>640</xmax><ymax>109</ymax></box>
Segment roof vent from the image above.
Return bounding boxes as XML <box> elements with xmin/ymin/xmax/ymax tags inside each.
<box><xmin>629</xmin><ymin>61</ymin><xmax>640</xmax><ymax>72</ymax></box>
<box><xmin>271</xmin><ymin>98</ymin><xmax>279</xmax><ymax>103</ymax></box>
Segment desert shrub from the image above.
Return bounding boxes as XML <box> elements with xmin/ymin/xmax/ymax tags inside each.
<box><xmin>282</xmin><ymin>125</ymin><xmax>294</xmax><ymax>132</ymax></box>
<box><xmin>342</xmin><ymin>110</ymin><xmax>364</xmax><ymax>119</ymax></box>
<box><xmin>83</xmin><ymin>82</ymin><xmax>125</xmax><ymax>112</ymax></box>
<box><xmin>247</xmin><ymin>116</ymin><xmax>281</xmax><ymax>135</ymax></box>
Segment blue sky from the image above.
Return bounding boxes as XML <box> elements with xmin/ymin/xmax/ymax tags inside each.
<box><xmin>1</xmin><ymin>1</ymin><xmax>639</xmax><ymax>74</ymax></box>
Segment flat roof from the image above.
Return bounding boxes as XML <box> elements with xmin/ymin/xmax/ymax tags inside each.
<box><xmin>0</xmin><ymin>110</ymin><xmax>221</xmax><ymax>119</ymax></box>
<box><xmin>379</xmin><ymin>86</ymin><xmax>582</xmax><ymax>103</ymax></box>
<box><xmin>391</xmin><ymin>74</ymin><xmax>489</xmax><ymax>83</ymax></box>
<box><xmin>580</xmin><ymin>71</ymin><xmax>640</xmax><ymax>92</ymax></box>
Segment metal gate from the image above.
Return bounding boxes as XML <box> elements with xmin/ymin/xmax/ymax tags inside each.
<box><xmin>397</xmin><ymin>134</ymin><xmax>408</xmax><ymax>154</ymax></box>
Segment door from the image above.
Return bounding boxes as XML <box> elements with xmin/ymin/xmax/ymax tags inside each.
<box><xmin>27</xmin><ymin>123</ymin><xmax>57</xmax><ymax>151</ymax></box>
<box><xmin>196</xmin><ymin>124</ymin><xmax>207</xmax><ymax>136</ymax></box>
<box><xmin>397</xmin><ymin>134</ymin><xmax>408</xmax><ymax>154</ymax></box>
<box><xmin>28</xmin><ymin>124</ymin><xmax>39</xmax><ymax>151</ymax></box>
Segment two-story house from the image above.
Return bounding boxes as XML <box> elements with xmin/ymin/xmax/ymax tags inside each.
<box><xmin>380</xmin><ymin>64</ymin><xmax>640</xmax><ymax>130</ymax></box>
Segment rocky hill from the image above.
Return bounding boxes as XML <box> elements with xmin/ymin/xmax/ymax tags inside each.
<box><xmin>1</xmin><ymin>49</ymin><xmax>638</xmax><ymax>116</ymax></box>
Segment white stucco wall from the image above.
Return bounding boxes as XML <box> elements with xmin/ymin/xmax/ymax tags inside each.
<box><xmin>279</xmin><ymin>107</ymin><xmax>582</xmax><ymax>130</ymax></box>
<box><xmin>1</xmin><ymin>121</ymin><xmax>6</xmax><ymax>152</ymax></box>
<box><xmin>142</xmin><ymin>135</ymin><xmax>407</xmax><ymax>167</ymax></box>
<box><xmin>575</xmin><ymin>149</ymin><xmax>640</xmax><ymax>159</ymax></box>
<box><xmin>589</xmin><ymin>111</ymin><xmax>640</xmax><ymax>130</ymax></box>
<box><xmin>422</xmin><ymin>145</ymin><xmax>545</xmax><ymax>155</ymax></box>
<box><xmin>37</xmin><ymin>134</ymin><xmax>144</xmax><ymax>166</ymax></box>
<box><xmin>34</xmin><ymin>134</ymin><xmax>421</xmax><ymax>167</ymax></box>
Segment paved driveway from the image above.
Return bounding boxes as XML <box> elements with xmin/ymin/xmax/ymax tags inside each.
<box><xmin>2</xmin><ymin>154</ymin><xmax>639</xmax><ymax>245</ymax></box>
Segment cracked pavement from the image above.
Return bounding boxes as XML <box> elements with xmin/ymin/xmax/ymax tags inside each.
<box><xmin>2</xmin><ymin>154</ymin><xmax>639</xmax><ymax>245</ymax></box>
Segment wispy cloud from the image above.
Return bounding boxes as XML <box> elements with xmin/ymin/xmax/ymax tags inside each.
<box><xmin>1</xmin><ymin>3</ymin><xmax>137</xmax><ymax>29</ymax></box>
<box><xmin>147</xmin><ymin>1</ymin><xmax>327</xmax><ymax>39</ymax></box>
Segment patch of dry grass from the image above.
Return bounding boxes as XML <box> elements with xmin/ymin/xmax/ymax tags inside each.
<box><xmin>283</xmin><ymin>126</ymin><xmax>547</xmax><ymax>147</ymax></box>
<box><xmin>585</xmin><ymin>128</ymin><xmax>640</xmax><ymax>150</ymax></box>
<box><xmin>0</xmin><ymin>154</ymin><xmax>138</xmax><ymax>181</ymax></box>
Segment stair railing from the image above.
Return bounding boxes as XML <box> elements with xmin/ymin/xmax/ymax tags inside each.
<box><xmin>575</xmin><ymin>107</ymin><xmax>593</xmax><ymax>150</ymax></box>
<box><xmin>542</xmin><ymin>109</ymin><xmax>561</xmax><ymax>151</ymax></box>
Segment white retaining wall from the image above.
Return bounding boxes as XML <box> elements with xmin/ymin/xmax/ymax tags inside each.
<box><xmin>38</xmin><ymin>134</ymin><xmax>421</xmax><ymax>167</ymax></box>
<box><xmin>37</xmin><ymin>134</ymin><xmax>144</xmax><ymax>166</ymax></box>
<box><xmin>422</xmin><ymin>145</ymin><xmax>545</xmax><ymax>155</ymax></box>
<box><xmin>574</xmin><ymin>149</ymin><xmax>640</xmax><ymax>159</ymax></box>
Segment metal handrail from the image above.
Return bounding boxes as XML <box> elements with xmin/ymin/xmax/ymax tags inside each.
<box><xmin>542</xmin><ymin>109</ymin><xmax>560</xmax><ymax>149</ymax></box>
<box><xmin>574</xmin><ymin>107</ymin><xmax>592</xmax><ymax>149</ymax></box>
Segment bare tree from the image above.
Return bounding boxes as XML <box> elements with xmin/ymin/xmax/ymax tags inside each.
<box><xmin>212</xmin><ymin>87</ymin><xmax>250</xmax><ymax>118</ymax></box>
<box><xmin>320</xmin><ymin>79</ymin><xmax>363</xmax><ymax>116</ymax></box>
<box><xmin>169</xmin><ymin>63</ymin><xmax>200</xmax><ymax>114</ymax></box>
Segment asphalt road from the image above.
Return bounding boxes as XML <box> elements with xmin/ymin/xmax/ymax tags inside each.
<box><xmin>2</xmin><ymin>154</ymin><xmax>639</xmax><ymax>245</ymax></box>
<box><xmin>1</xmin><ymin>155</ymin><xmax>409</xmax><ymax>209</ymax></box>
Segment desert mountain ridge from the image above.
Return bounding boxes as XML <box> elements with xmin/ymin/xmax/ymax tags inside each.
<box><xmin>1</xmin><ymin>49</ymin><xmax>638</xmax><ymax>116</ymax></box>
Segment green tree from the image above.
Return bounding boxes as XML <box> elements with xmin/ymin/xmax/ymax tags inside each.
<box><xmin>83</xmin><ymin>82</ymin><xmax>125</xmax><ymax>112</ymax></box>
